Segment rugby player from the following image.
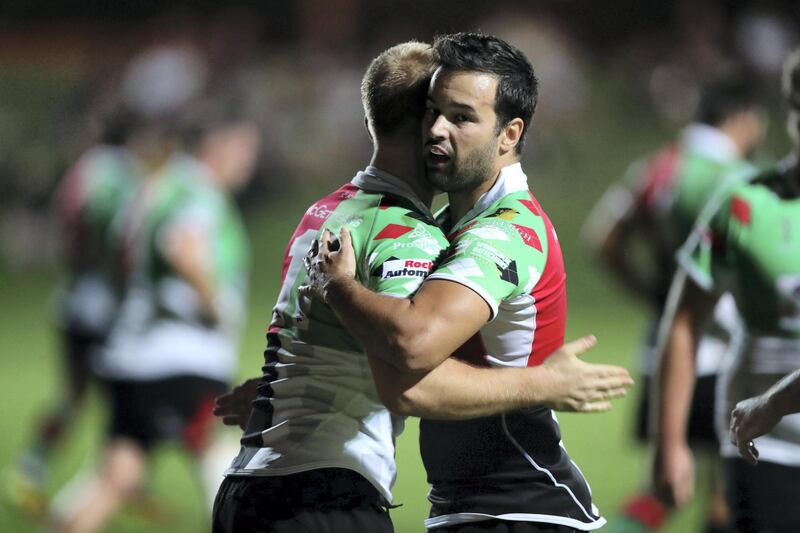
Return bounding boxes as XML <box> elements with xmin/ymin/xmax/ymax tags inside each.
<box><xmin>582</xmin><ymin>78</ymin><xmax>764</xmax><ymax>530</ymax></box>
<box><xmin>52</xmin><ymin>105</ymin><xmax>260</xmax><ymax>533</ymax></box>
<box><xmin>655</xmin><ymin>49</ymin><xmax>800</xmax><ymax>532</ymax></box>
<box><xmin>6</xmin><ymin>104</ymin><xmax>145</xmax><ymax>517</ymax></box>
<box><xmin>303</xmin><ymin>32</ymin><xmax>617</xmax><ymax>532</ymax></box>
<box><xmin>213</xmin><ymin>40</ymin><xmax>632</xmax><ymax>533</ymax></box>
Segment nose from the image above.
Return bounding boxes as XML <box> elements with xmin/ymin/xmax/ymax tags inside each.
<box><xmin>426</xmin><ymin>114</ymin><xmax>449</xmax><ymax>141</ymax></box>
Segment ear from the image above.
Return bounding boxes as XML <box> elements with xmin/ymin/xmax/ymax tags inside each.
<box><xmin>364</xmin><ymin>117</ymin><xmax>373</xmax><ymax>142</ymax></box>
<box><xmin>498</xmin><ymin>117</ymin><xmax>524</xmax><ymax>154</ymax></box>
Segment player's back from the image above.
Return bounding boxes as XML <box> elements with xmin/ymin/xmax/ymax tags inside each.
<box><xmin>229</xmin><ymin>168</ymin><xmax>448</xmax><ymax>502</ymax></box>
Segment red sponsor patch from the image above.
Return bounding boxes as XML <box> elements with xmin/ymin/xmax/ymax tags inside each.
<box><xmin>518</xmin><ymin>198</ymin><xmax>540</xmax><ymax>215</ymax></box>
<box><xmin>512</xmin><ymin>223</ymin><xmax>543</xmax><ymax>251</ymax></box>
<box><xmin>373</xmin><ymin>223</ymin><xmax>413</xmax><ymax>240</ymax></box>
<box><xmin>731</xmin><ymin>195</ymin><xmax>751</xmax><ymax>225</ymax></box>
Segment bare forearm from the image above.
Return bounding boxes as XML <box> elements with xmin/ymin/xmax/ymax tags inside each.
<box><xmin>372</xmin><ymin>356</ymin><xmax>554</xmax><ymax>420</ymax></box>
<box><xmin>656</xmin><ymin>311</ymin><xmax>697</xmax><ymax>446</ymax></box>
<box><xmin>325</xmin><ymin>279</ymin><xmax>432</xmax><ymax>371</ymax></box>
<box><xmin>764</xmin><ymin>369</ymin><xmax>800</xmax><ymax>418</ymax></box>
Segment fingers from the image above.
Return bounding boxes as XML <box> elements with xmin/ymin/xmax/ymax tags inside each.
<box><xmin>562</xmin><ymin>335</ymin><xmax>597</xmax><ymax>357</ymax></box>
<box><xmin>221</xmin><ymin>416</ymin><xmax>245</xmax><ymax>428</ymax></box>
<box><xmin>339</xmin><ymin>227</ymin><xmax>352</xmax><ymax>252</ymax></box>
<box><xmin>319</xmin><ymin>229</ymin><xmax>331</xmax><ymax>256</ymax></box>
<box><xmin>737</xmin><ymin>438</ymin><xmax>758</xmax><ymax>465</ymax></box>
<box><xmin>575</xmin><ymin>401</ymin><xmax>613</xmax><ymax>413</ymax></box>
<box><xmin>214</xmin><ymin>392</ymin><xmax>234</xmax><ymax>407</ymax></box>
<box><xmin>298</xmin><ymin>284</ymin><xmax>311</xmax><ymax>299</ymax></box>
<box><xmin>594</xmin><ymin>363</ymin><xmax>634</xmax><ymax>379</ymax></box>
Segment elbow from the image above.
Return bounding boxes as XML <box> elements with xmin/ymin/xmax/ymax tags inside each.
<box><xmin>377</xmin><ymin>386</ymin><xmax>425</xmax><ymax>417</ymax></box>
<box><xmin>385</xmin><ymin>329</ymin><xmax>441</xmax><ymax>374</ymax></box>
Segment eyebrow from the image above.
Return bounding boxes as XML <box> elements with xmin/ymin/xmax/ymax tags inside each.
<box><xmin>426</xmin><ymin>97</ymin><xmax>477</xmax><ymax>112</ymax></box>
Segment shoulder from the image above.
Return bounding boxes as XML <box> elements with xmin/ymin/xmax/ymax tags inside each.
<box><xmin>456</xmin><ymin>191</ymin><xmax>549</xmax><ymax>254</ymax></box>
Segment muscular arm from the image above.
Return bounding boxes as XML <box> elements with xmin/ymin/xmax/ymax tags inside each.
<box><xmin>368</xmin><ymin>336</ymin><xmax>633</xmax><ymax>419</ymax></box>
<box><xmin>324</xmin><ymin>275</ymin><xmax>490</xmax><ymax>373</ymax></box>
<box><xmin>303</xmin><ymin>227</ymin><xmax>490</xmax><ymax>373</ymax></box>
<box><xmin>303</xmin><ymin>229</ymin><xmax>633</xmax><ymax>417</ymax></box>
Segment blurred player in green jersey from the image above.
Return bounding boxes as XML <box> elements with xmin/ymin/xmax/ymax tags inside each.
<box><xmin>656</xmin><ymin>50</ymin><xmax>800</xmax><ymax>533</ymax></box>
<box><xmin>584</xmin><ymin>78</ymin><xmax>765</xmax><ymax>531</ymax></box>
<box><xmin>51</xmin><ymin>102</ymin><xmax>260</xmax><ymax>533</ymax></box>
<box><xmin>5</xmin><ymin>104</ymin><xmax>146</xmax><ymax>519</ymax></box>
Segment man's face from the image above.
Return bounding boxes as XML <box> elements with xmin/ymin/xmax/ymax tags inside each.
<box><xmin>423</xmin><ymin>68</ymin><xmax>501</xmax><ymax>193</ymax></box>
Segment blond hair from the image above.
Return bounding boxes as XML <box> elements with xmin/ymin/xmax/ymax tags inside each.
<box><xmin>361</xmin><ymin>41</ymin><xmax>436</xmax><ymax>136</ymax></box>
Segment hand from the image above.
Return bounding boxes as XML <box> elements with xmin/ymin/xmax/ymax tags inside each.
<box><xmin>539</xmin><ymin>335</ymin><xmax>634</xmax><ymax>412</ymax></box>
<box><xmin>730</xmin><ymin>394</ymin><xmax>781</xmax><ymax>465</ymax></box>
<box><xmin>299</xmin><ymin>227</ymin><xmax>357</xmax><ymax>303</ymax></box>
<box><xmin>213</xmin><ymin>378</ymin><xmax>262</xmax><ymax>430</ymax></box>
<box><xmin>653</xmin><ymin>441</ymin><xmax>695</xmax><ymax>508</ymax></box>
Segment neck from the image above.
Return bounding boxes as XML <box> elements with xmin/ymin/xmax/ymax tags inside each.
<box><xmin>370</xmin><ymin>140</ymin><xmax>433</xmax><ymax>208</ymax></box>
<box><xmin>448</xmin><ymin>155</ymin><xmax>517</xmax><ymax>224</ymax></box>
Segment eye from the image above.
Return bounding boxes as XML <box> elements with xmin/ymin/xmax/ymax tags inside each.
<box><xmin>454</xmin><ymin>113</ymin><xmax>470</xmax><ymax>123</ymax></box>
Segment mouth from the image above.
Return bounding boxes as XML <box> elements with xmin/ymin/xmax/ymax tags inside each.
<box><xmin>425</xmin><ymin>144</ymin><xmax>451</xmax><ymax>168</ymax></box>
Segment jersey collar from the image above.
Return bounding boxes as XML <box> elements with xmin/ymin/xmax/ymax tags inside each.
<box><xmin>448</xmin><ymin>162</ymin><xmax>529</xmax><ymax>231</ymax></box>
<box><xmin>352</xmin><ymin>165</ymin><xmax>434</xmax><ymax>220</ymax></box>
<box><xmin>681</xmin><ymin>123</ymin><xmax>739</xmax><ymax>163</ymax></box>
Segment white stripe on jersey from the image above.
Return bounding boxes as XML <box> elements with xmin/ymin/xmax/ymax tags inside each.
<box><xmin>482</xmin><ymin>294</ymin><xmax>536</xmax><ymax>368</ymax></box>
<box><xmin>425</xmin><ymin>512</ymin><xmax>606</xmax><ymax>530</ymax></box>
<box><xmin>500</xmin><ymin>414</ymin><xmax>602</xmax><ymax>524</ymax></box>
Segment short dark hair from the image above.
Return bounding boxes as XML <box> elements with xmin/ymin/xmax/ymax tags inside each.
<box><xmin>361</xmin><ymin>41</ymin><xmax>437</xmax><ymax>137</ymax></box>
<box><xmin>433</xmin><ymin>32</ymin><xmax>538</xmax><ymax>154</ymax></box>
<box><xmin>695</xmin><ymin>76</ymin><xmax>759</xmax><ymax>127</ymax></box>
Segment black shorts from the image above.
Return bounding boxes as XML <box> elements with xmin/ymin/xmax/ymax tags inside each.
<box><xmin>635</xmin><ymin>375</ymin><xmax>718</xmax><ymax>446</ymax></box>
<box><xmin>107</xmin><ymin>376</ymin><xmax>227</xmax><ymax>452</ymax></box>
<box><xmin>724</xmin><ymin>457</ymin><xmax>800</xmax><ymax>533</ymax></box>
<box><xmin>432</xmin><ymin>520</ymin><xmax>578</xmax><ymax>532</ymax></box>
<box><xmin>61</xmin><ymin>328</ymin><xmax>106</xmax><ymax>387</ymax></box>
<box><xmin>212</xmin><ymin>469</ymin><xmax>393</xmax><ymax>533</ymax></box>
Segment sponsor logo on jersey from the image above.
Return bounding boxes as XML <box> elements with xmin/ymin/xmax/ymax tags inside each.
<box><xmin>391</xmin><ymin>223</ymin><xmax>444</xmax><ymax>255</ymax></box>
<box><xmin>512</xmin><ymin>223</ymin><xmax>543</xmax><ymax>251</ymax></box>
<box><xmin>489</xmin><ymin>207</ymin><xmax>520</xmax><ymax>221</ymax></box>
<box><xmin>375</xmin><ymin>258</ymin><xmax>433</xmax><ymax>280</ymax></box>
<box><xmin>467</xmin><ymin>225</ymin><xmax>510</xmax><ymax>241</ymax></box>
<box><xmin>306</xmin><ymin>203</ymin><xmax>333</xmax><ymax>220</ymax></box>
<box><xmin>305</xmin><ymin>205</ymin><xmax>363</xmax><ymax>228</ymax></box>
<box><xmin>470</xmin><ymin>241</ymin><xmax>512</xmax><ymax>269</ymax></box>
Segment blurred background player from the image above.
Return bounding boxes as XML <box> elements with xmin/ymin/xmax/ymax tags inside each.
<box><xmin>655</xmin><ymin>49</ymin><xmax>800</xmax><ymax>533</ymax></box>
<box><xmin>5</xmin><ymin>103</ymin><xmax>146</xmax><ymax>518</ymax></box>
<box><xmin>49</xmin><ymin>101</ymin><xmax>260</xmax><ymax>533</ymax></box>
<box><xmin>583</xmin><ymin>76</ymin><xmax>765</xmax><ymax>532</ymax></box>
